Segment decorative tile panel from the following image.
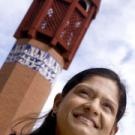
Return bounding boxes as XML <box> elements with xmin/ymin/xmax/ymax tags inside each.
<box><xmin>6</xmin><ymin>44</ymin><xmax>62</xmax><ymax>82</ymax></box>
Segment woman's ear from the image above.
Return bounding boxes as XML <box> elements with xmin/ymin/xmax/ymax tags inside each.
<box><xmin>52</xmin><ymin>93</ymin><xmax>62</xmax><ymax>113</ymax></box>
<box><xmin>110</xmin><ymin>125</ymin><xmax>118</xmax><ymax>135</ymax></box>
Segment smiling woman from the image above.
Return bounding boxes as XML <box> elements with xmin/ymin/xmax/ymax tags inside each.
<box><xmin>10</xmin><ymin>68</ymin><xmax>127</xmax><ymax>135</ymax></box>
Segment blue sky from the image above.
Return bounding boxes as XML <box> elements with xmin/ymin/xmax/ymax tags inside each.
<box><xmin>0</xmin><ymin>0</ymin><xmax>135</xmax><ymax>135</ymax></box>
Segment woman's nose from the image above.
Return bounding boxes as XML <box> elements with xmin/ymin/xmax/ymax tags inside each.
<box><xmin>83</xmin><ymin>99</ymin><xmax>100</xmax><ymax>116</ymax></box>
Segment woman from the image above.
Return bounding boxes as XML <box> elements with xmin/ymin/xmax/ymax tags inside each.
<box><xmin>11</xmin><ymin>68</ymin><xmax>127</xmax><ymax>135</ymax></box>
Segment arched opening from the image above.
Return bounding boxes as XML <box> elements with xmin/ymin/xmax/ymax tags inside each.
<box><xmin>78</xmin><ymin>0</ymin><xmax>91</xmax><ymax>11</ymax></box>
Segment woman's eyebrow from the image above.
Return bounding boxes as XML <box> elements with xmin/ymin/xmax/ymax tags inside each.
<box><xmin>75</xmin><ymin>84</ymin><xmax>95</xmax><ymax>93</ymax></box>
<box><xmin>103</xmin><ymin>98</ymin><xmax>117</xmax><ymax>109</ymax></box>
<box><xmin>75</xmin><ymin>84</ymin><xmax>92</xmax><ymax>90</ymax></box>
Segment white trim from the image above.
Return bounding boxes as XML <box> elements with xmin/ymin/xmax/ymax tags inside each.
<box><xmin>6</xmin><ymin>44</ymin><xmax>62</xmax><ymax>82</ymax></box>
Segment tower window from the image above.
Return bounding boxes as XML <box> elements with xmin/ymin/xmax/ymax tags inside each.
<box><xmin>78</xmin><ymin>0</ymin><xmax>91</xmax><ymax>11</ymax></box>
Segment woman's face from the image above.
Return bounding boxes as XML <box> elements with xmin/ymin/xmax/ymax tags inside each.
<box><xmin>54</xmin><ymin>76</ymin><xmax>119</xmax><ymax>135</ymax></box>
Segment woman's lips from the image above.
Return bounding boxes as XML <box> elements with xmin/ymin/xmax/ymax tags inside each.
<box><xmin>73</xmin><ymin>113</ymin><xmax>98</xmax><ymax>129</ymax></box>
<box><xmin>77</xmin><ymin>115</ymin><xmax>95</xmax><ymax>127</ymax></box>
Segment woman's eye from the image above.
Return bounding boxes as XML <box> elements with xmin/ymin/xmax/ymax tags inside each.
<box><xmin>103</xmin><ymin>103</ymin><xmax>113</xmax><ymax>113</ymax></box>
<box><xmin>78</xmin><ymin>90</ymin><xmax>89</xmax><ymax>97</ymax></box>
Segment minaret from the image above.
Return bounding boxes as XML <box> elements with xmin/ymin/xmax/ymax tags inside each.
<box><xmin>0</xmin><ymin>0</ymin><xmax>101</xmax><ymax>134</ymax></box>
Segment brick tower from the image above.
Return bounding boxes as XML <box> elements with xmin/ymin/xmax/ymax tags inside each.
<box><xmin>0</xmin><ymin>0</ymin><xmax>101</xmax><ymax>134</ymax></box>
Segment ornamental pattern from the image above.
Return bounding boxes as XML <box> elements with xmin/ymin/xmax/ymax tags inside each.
<box><xmin>6</xmin><ymin>44</ymin><xmax>62</xmax><ymax>82</ymax></box>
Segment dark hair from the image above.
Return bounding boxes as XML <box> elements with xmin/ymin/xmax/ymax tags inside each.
<box><xmin>11</xmin><ymin>68</ymin><xmax>127</xmax><ymax>135</ymax></box>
